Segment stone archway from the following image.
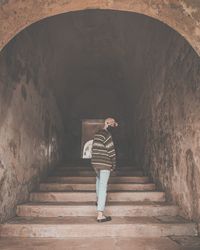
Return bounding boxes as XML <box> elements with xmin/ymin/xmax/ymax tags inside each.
<box><xmin>0</xmin><ymin>0</ymin><xmax>200</xmax><ymax>55</ymax></box>
<box><xmin>0</xmin><ymin>1</ymin><xmax>200</xmax><ymax>236</ymax></box>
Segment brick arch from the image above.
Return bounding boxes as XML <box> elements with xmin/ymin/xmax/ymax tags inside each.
<box><xmin>0</xmin><ymin>0</ymin><xmax>200</xmax><ymax>55</ymax></box>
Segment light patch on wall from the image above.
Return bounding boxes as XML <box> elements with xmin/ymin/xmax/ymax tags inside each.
<box><xmin>180</xmin><ymin>1</ymin><xmax>198</xmax><ymax>18</ymax></box>
<box><xmin>81</xmin><ymin>119</ymin><xmax>104</xmax><ymax>159</ymax></box>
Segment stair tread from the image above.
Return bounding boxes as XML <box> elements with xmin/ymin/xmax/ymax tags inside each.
<box><xmin>4</xmin><ymin>216</ymin><xmax>193</xmax><ymax>225</ymax></box>
<box><xmin>47</xmin><ymin>175</ymin><xmax>149</xmax><ymax>179</ymax></box>
<box><xmin>46</xmin><ymin>176</ymin><xmax>150</xmax><ymax>183</ymax></box>
<box><xmin>56</xmin><ymin>167</ymin><xmax>142</xmax><ymax>170</ymax></box>
<box><xmin>18</xmin><ymin>201</ymin><xmax>176</xmax><ymax>206</ymax></box>
<box><xmin>55</xmin><ymin>169</ymin><xmax>143</xmax><ymax>171</ymax></box>
<box><xmin>41</xmin><ymin>182</ymin><xmax>154</xmax><ymax>185</ymax></box>
<box><xmin>0</xmin><ymin>237</ymin><xmax>187</xmax><ymax>249</ymax></box>
<box><xmin>33</xmin><ymin>190</ymin><xmax>162</xmax><ymax>193</ymax></box>
<box><xmin>56</xmin><ymin>168</ymin><xmax>141</xmax><ymax>170</ymax></box>
<box><xmin>30</xmin><ymin>191</ymin><xmax>166</xmax><ymax>202</ymax></box>
<box><xmin>47</xmin><ymin>175</ymin><xmax>149</xmax><ymax>177</ymax></box>
<box><xmin>52</xmin><ymin>175</ymin><xmax>147</xmax><ymax>177</ymax></box>
<box><xmin>44</xmin><ymin>182</ymin><xmax>151</xmax><ymax>184</ymax></box>
<box><xmin>56</xmin><ymin>171</ymin><xmax>143</xmax><ymax>173</ymax></box>
<box><xmin>46</xmin><ymin>176</ymin><xmax>150</xmax><ymax>184</ymax></box>
<box><xmin>39</xmin><ymin>183</ymin><xmax>156</xmax><ymax>191</ymax></box>
<box><xmin>52</xmin><ymin>170</ymin><xmax>146</xmax><ymax>177</ymax></box>
<box><xmin>55</xmin><ymin>172</ymin><xmax>144</xmax><ymax>174</ymax></box>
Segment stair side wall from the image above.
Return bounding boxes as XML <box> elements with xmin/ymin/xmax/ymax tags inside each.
<box><xmin>0</xmin><ymin>30</ymin><xmax>65</xmax><ymax>222</ymax></box>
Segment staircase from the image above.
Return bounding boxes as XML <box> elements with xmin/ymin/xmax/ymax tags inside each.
<box><xmin>0</xmin><ymin>165</ymin><xmax>197</xmax><ymax>238</ymax></box>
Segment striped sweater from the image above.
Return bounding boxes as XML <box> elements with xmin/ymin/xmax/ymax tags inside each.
<box><xmin>91</xmin><ymin>129</ymin><xmax>116</xmax><ymax>171</ymax></box>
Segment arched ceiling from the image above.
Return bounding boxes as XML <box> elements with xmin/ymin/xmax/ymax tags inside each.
<box><xmin>4</xmin><ymin>9</ymin><xmax>193</xmax><ymax>130</ymax></box>
<box><xmin>1</xmin><ymin>9</ymin><xmax>199</xmax><ymax>162</ymax></box>
<box><xmin>0</xmin><ymin>0</ymin><xmax>200</xmax><ymax>55</ymax></box>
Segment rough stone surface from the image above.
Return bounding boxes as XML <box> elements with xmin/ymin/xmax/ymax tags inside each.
<box><xmin>46</xmin><ymin>176</ymin><xmax>150</xmax><ymax>183</ymax></box>
<box><xmin>0</xmin><ymin>29</ymin><xmax>64</xmax><ymax>222</ymax></box>
<box><xmin>0</xmin><ymin>216</ymin><xmax>197</xmax><ymax>238</ymax></box>
<box><xmin>38</xmin><ymin>182</ymin><xmax>156</xmax><ymax>191</ymax></box>
<box><xmin>16</xmin><ymin>201</ymin><xmax>179</xmax><ymax>217</ymax></box>
<box><xmin>141</xmin><ymin>32</ymin><xmax>200</xmax><ymax>222</ymax></box>
<box><xmin>0</xmin><ymin>237</ymin><xmax>183</xmax><ymax>250</ymax></box>
<box><xmin>30</xmin><ymin>190</ymin><xmax>166</xmax><ymax>203</ymax></box>
<box><xmin>170</xmin><ymin>236</ymin><xmax>200</xmax><ymax>248</ymax></box>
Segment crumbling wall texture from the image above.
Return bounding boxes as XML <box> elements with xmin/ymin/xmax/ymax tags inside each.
<box><xmin>0</xmin><ymin>30</ymin><xmax>64</xmax><ymax>222</ymax></box>
<box><xmin>143</xmin><ymin>35</ymin><xmax>200</xmax><ymax>221</ymax></box>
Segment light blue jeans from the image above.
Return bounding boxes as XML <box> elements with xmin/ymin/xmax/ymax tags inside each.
<box><xmin>95</xmin><ymin>169</ymin><xmax>111</xmax><ymax>211</ymax></box>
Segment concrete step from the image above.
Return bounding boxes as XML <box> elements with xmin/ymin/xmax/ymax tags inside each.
<box><xmin>39</xmin><ymin>183</ymin><xmax>156</xmax><ymax>191</ymax></box>
<box><xmin>0</xmin><ymin>237</ymin><xmax>188</xmax><ymax>250</ymax></box>
<box><xmin>0</xmin><ymin>216</ymin><xmax>197</xmax><ymax>238</ymax></box>
<box><xmin>57</xmin><ymin>167</ymin><xmax>141</xmax><ymax>172</ymax></box>
<box><xmin>46</xmin><ymin>176</ymin><xmax>150</xmax><ymax>183</ymax></box>
<box><xmin>51</xmin><ymin>170</ymin><xmax>145</xmax><ymax>177</ymax></box>
<box><xmin>30</xmin><ymin>191</ymin><xmax>166</xmax><ymax>202</ymax></box>
<box><xmin>16</xmin><ymin>201</ymin><xmax>179</xmax><ymax>217</ymax></box>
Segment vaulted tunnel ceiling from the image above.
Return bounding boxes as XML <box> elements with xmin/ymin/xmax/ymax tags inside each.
<box><xmin>3</xmin><ymin>9</ymin><xmax>196</xmax><ymax>161</ymax></box>
<box><xmin>19</xmin><ymin>10</ymin><xmax>183</xmax><ymax>124</ymax></box>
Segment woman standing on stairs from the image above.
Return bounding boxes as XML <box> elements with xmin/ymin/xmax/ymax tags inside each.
<box><xmin>91</xmin><ymin>117</ymin><xmax>118</xmax><ymax>222</ymax></box>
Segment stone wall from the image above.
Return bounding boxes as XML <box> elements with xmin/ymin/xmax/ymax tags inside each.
<box><xmin>143</xmin><ymin>34</ymin><xmax>200</xmax><ymax>221</ymax></box>
<box><xmin>0</xmin><ymin>30</ymin><xmax>64</xmax><ymax>222</ymax></box>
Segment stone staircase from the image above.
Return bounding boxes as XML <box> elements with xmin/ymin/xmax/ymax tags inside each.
<box><xmin>0</xmin><ymin>165</ymin><xmax>198</xmax><ymax>238</ymax></box>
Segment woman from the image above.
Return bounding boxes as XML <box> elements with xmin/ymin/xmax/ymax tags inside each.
<box><xmin>91</xmin><ymin>117</ymin><xmax>118</xmax><ymax>222</ymax></box>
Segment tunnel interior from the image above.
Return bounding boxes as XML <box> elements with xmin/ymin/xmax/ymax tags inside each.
<box><xmin>1</xmin><ymin>10</ymin><xmax>190</xmax><ymax>165</ymax></box>
<box><xmin>0</xmin><ymin>10</ymin><xmax>200</xmax><ymax>222</ymax></box>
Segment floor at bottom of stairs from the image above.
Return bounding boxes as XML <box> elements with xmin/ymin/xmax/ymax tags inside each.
<box><xmin>0</xmin><ymin>236</ymin><xmax>200</xmax><ymax>250</ymax></box>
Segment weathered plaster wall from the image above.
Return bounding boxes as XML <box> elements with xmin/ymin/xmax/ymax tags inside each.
<box><xmin>0</xmin><ymin>29</ymin><xmax>64</xmax><ymax>222</ymax></box>
<box><xmin>142</xmin><ymin>33</ymin><xmax>200</xmax><ymax>221</ymax></box>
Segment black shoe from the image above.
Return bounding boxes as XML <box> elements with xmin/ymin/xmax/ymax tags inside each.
<box><xmin>97</xmin><ymin>216</ymin><xmax>112</xmax><ymax>223</ymax></box>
